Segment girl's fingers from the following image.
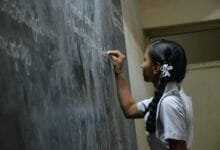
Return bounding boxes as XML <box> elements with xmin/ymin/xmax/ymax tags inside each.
<box><xmin>107</xmin><ymin>50</ymin><xmax>126</xmax><ymax>69</ymax></box>
<box><xmin>111</xmin><ymin>55</ymin><xmax>118</xmax><ymax>62</ymax></box>
<box><xmin>106</xmin><ymin>50</ymin><xmax>125</xmax><ymax>74</ymax></box>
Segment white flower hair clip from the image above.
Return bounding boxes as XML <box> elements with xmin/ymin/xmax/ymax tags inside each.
<box><xmin>160</xmin><ymin>64</ymin><xmax>173</xmax><ymax>77</ymax></box>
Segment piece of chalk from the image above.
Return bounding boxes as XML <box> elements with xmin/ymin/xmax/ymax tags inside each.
<box><xmin>102</xmin><ymin>52</ymin><xmax>109</xmax><ymax>57</ymax></box>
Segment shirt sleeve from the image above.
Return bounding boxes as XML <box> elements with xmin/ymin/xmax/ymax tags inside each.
<box><xmin>159</xmin><ymin>96</ymin><xmax>187</xmax><ymax>141</ymax></box>
<box><xmin>136</xmin><ymin>98</ymin><xmax>152</xmax><ymax>117</ymax></box>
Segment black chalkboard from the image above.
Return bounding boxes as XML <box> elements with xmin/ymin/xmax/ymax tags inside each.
<box><xmin>0</xmin><ymin>0</ymin><xmax>137</xmax><ymax>150</ymax></box>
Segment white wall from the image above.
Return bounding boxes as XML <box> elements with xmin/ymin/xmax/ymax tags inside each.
<box><xmin>121</xmin><ymin>0</ymin><xmax>153</xmax><ymax>150</ymax></box>
<box><xmin>183</xmin><ymin>62</ymin><xmax>220</xmax><ymax>150</ymax></box>
<box><xmin>140</xmin><ymin>0</ymin><xmax>220</xmax><ymax>28</ymax></box>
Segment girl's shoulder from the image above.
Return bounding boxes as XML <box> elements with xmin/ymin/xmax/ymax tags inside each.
<box><xmin>158</xmin><ymin>90</ymin><xmax>186</xmax><ymax>114</ymax></box>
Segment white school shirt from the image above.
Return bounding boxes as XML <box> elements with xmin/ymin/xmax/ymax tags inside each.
<box><xmin>137</xmin><ymin>82</ymin><xmax>193</xmax><ymax>150</ymax></box>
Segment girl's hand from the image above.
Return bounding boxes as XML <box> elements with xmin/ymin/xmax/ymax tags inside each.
<box><xmin>107</xmin><ymin>50</ymin><xmax>126</xmax><ymax>75</ymax></box>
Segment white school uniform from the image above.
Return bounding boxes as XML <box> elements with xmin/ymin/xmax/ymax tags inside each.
<box><xmin>137</xmin><ymin>82</ymin><xmax>193</xmax><ymax>150</ymax></box>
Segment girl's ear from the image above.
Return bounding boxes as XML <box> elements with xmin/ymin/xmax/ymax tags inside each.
<box><xmin>152</xmin><ymin>63</ymin><xmax>160</xmax><ymax>76</ymax></box>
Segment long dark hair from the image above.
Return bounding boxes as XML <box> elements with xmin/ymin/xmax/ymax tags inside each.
<box><xmin>146</xmin><ymin>39</ymin><xmax>187</xmax><ymax>133</ymax></box>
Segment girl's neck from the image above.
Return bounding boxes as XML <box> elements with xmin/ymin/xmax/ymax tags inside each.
<box><xmin>152</xmin><ymin>77</ymin><xmax>159</xmax><ymax>88</ymax></box>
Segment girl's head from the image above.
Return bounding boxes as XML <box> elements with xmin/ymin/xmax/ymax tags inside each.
<box><xmin>141</xmin><ymin>39</ymin><xmax>187</xmax><ymax>84</ymax></box>
<box><xmin>141</xmin><ymin>39</ymin><xmax>187</xmax><ymax>133</ymax></box>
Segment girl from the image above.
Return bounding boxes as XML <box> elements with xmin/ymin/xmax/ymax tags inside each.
<box><xmin>107</xmin><ymin>39</ymin><xmax>193</xmax><ymax>150</ymax></box>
